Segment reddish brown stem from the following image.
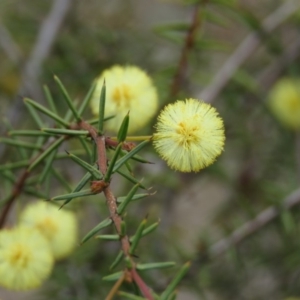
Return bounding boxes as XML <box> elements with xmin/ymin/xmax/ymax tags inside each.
<box><xmin>0</xmin><ymin>170</ymin><xmax>29</xmax><ymax>228</ymax></box>
<box><xmin>0</xmin><ymin>137</ymin><xmax>67</xmax><ymax>228</ymax></box>
<box><xmin>78</xmin><ymin>120</ymin><xmax>154</xmax><ymax>300</ymax></box>
<box><xmin>169</xmin><ymin>3</ymin><xmax>203</xmax><ymax>98</ymax></box>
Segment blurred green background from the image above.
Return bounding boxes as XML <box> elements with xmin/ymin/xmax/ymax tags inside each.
<box><xmin>1</xmin><ymin>0</ymin><xmax>300</xmax><ymax>299</ymax></box>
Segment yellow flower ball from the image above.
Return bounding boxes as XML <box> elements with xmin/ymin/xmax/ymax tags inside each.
<box><xmin>0</xmin><ymin>227</ymin><xmax>53</xmax><ymax>290</ymax></box>
<box><xmin>90</xmin><ymin>65</ymin><xmax>158</xmax><ymax>133</ymax></box>
<box><xmin>19</xmin><ymin>202</ymin><xmax>78</xmax><ymax>260</ymax></box>
<box><xmin>268</xmin><ymin>78</ymin><xmax>300</xmax><ymax>130</ymax></box>
<box><xmin>153</xmin><ymin>99</ymin><xmax>225</xmax><ymax>172</ymax></box>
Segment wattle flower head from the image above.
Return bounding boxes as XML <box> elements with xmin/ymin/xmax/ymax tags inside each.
<box><xmin>90</xmin><ymin>65</ymin><xmax>158</xmax><ymax>133</ymax></box>
<box><xmin>0</xmin><ymin>227</ymin><xmax>53</xmax><ymax>290</ymax></box>
<box><xmin>19</xmin><ymin>202</ymin><xmax>78</xmax><ymax>260</ymax></box>
<box><xmin>268</xmin><ymin>78</ymin><xmax>300</xmax><ymax>130</ymax></box>
<box><xmin>153</xmin><ymin>98</ymin><xmax>225</xmax><ymax>172</ymax></box>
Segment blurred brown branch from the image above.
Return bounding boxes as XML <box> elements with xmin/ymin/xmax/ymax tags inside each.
<box><xmin>0</xmin><ymin>24</ymin><xmax>22</xmax><ymax>65</ymax></box>
<box><xmin>199</xmin><ymin>0</ymin><xmax>300</xmax><ymax>103</ymax></box>
<box><xmin>20</xmin><ymin>0</ymin><xmax>73</xmax><ymax>99</ymax></box>
<box><xmin>208</xmin><ymin>187</ymin><xmax>300</xmax><ymax>258</ymax></box>
<box><xmin>169</xmin><ymin>3</ymin><xmax>203</xmax><ymax>98</ymax></box>
<box><xmin>1</xmin><ymin>0</ymin><xmax>73</xmax><ymax>158</ymax></box>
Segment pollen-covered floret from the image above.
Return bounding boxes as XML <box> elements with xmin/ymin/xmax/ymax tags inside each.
<box><xmin>19</xmin><ymin>202</ymin><xmax>78</xmax><ymax>260</ymax></box>
<box><xmin>90</xmin><ymin>65</ymin><xmax>158</xmax><ymax>133</ymax></box>
<box><xmin>153</xmin><ymin>98</ymin><xmax>225</xmax><ymax>172</ymax></box>
<box><xmin>268</xmin><ymin>78</ymin><xmax>300</xmax><ymax>130</ymax></box>
<box><xmin>0</xmin><ymin>227</ymin><xmax>53</xmax><ymax>290</ymax></box>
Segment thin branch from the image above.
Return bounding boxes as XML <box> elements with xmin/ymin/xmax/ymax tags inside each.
<box><xmin>198</xmin><ymin>0</ymin><xmax>300</xmax><ymax>103</ymax></box>
<box><xmin>19</xmin><ymin>0</ymin><xmax>72</xmax><ymax>99</ymax></box>
<box><xmin>78</xmin><ymin>120</ymin><xmax>154</xmax><ymax>300</ymax></box>
<box><xmin>207</xmin><ymin>188</ymin><xmax>300</xmax><ymax>258</ymax></box>
<box><xmin>257</xmin><ymin>38</ymin><xmax>300</xmax><ymax>88</ymax></box>
<box><xmin>105</xmin><ymin>272</ymin><xmax>125</xmax><ymax>300</ymax></box>
<box><xmin>0</xmin><ymin>136</ymin><xmax>66</xmax><ymax>228</ymax></box>
<box><xmin>0</xmin><ymin>24</ymin><xmax>22</xmax><ymax>65</ymax></box>
<box><xmin>169</xmin><ymin>3</ymin><xmax>202</xmax><ymax>98</ymax></box>
<box><xmin>0</xmin><ymin>0</ymin><xmax>73</xmax><ymax>158</ymax></box>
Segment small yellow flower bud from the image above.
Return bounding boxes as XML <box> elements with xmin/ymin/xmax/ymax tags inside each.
<box><xmin>0</xmin><ymin>227</ymin><xmax>53</xmax><ymax>290</ymax></box>
<box><xmin>268</xmin><ymin>78</ymin><xmax>300</xmax><ymax>130</ymax></box>
<box><xmin>90</xmin><ymin>65</ymin><xmax>158</xmax><ymax>133</ymax></box>
<box><xmin>153</xmin><ymin>98</ymin><xmax>225</xmax><ymax>172</ymax></box>
<box><xmin>19</xmin><ymin>202</ymin><xmax>78</xmax><ymax>260</ymax></box>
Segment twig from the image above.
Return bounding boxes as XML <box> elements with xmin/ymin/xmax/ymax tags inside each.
<box><xmin>169</xmin><ymin>3</ymin><xmax>202</xmax><ymax>98</ymax></box>
<box><xmin>105</xmin><ymin>272</ymin><xmax>125</xmax><ymax>300</ymax></box>
<box><xmin>0</xmin><ymin>24</ymin><xmax>22</xmax><ymax>65</ymax></box>
<box><xmin>207</xmin><ymin>187</ymin><xmax>300</xmax><ymax>258</ymax></box>
<box><xmin>0</xmin><ymin>0</ymin><xmax>72</xmax><ymax>158</ymax></box>
<box><xmin>78</xmin><ymin>120</ymin><xmax>154</xmax><ymax>300</ymax></box>
<box><xmin>0</xmin><ymin>136</ymin><xmax>65</xmax><ymax>228</ymax></box>
<box><xmin>257</xmin><ymin>38</ymin><xmax>300</xmax><ymax>89</ymax></box>
<box><xmin>198</xmin><ymin>0</ymin><xmax>300</xmax><ymax>103</ymax></box>
<box><xmin>19</xmin><ymin>0</ymin><xmax>72</xmax><ymax>99</ymax></box>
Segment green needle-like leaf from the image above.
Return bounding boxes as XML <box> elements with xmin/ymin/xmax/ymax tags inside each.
<box><xmin>61</xmin><ymin>171</ymin><xmax>92</xmax><ymax>208</ymax></box>
<box><xmin>43</xmin><ymin>84</ymin><xmax>57</xmax><ymax>115</ymax></box>
<box><xmin>54</xmin><ymin>75</ymin><xmax>81</xmax><ymax>122</ymax></box>
<box><xmin>136</xmin><ymin>262</ymin><xmax>176</xmax><ymax>271</ymax></box>
<box><xmin>113</xmin><ymin>140</ymin><xmax>150</xmax><ymax>173</ymax></box>
<box><xmin>55</xmin><ymin>150</ymin><xmax>86</xmax><ymax>159</ymax></box>
<box><xmin>120</xmin><ymin>221</ymin><xmax>127</xmax><ymax>237</ymax></box>
<box><xmin>29</xmin><ymin>135</ymin><xmax>47</xmax><ymax>158</ymax></box>
<box><xmin>3</xmin><ymin>119</ymin><xmax>27</xmax><ymax>159</ymax></box>
<box><xmin>38</xmin><ymin>148</ymin><xmax>57</xmax><ymax>184</ymax></box>
<box><xmin>110</xmin><ymin>251</ymin><xmax>124</xmax><ymax>271</ymax></box>
<box><xmin>81</xmin><ymin>218</ymin><xmax>112</xmax><ymax>244</ymax></box>
<box><xmin>51</xmin><ymin>167</ymin><xmax>73</xmax><ymax>192</ymax></box>
<box><xmin>88</xmin><ymin>115</ymin><xmax>115</xmax><ymax>126</ymax></box>
<box><xmin>24</xmin><ymin>98</ymin><xmax>69</xmax><ymax>127</ymax></box>
<box><xmin>78</xmin><ymin>81</ymin><xmax>96</xmax><ymax>116</ymax></box>
<box><xmin>116</xmin><ymin>170</ymin><xmax>147</xmax><ymax>190</ymax></box>
<box><xmin>67</xmin><ymin>151</ymin><xmax>102</xmax><ymax>179</ymax></box>
<box><xmin>130</xmin><ymin>221</ymin><xmax>160</xmax><ymax>242</ymax></box>
<box><xmin>0</xmin><ymin>138</ymin><xmax>42</xmax><ymax>150</ymax></box>
<box><xmin>9</xmin><ymin>130</ymin><xmax>52</xmax><ymax>137</ymax></box>
<box><xmin>117</xmin><ymin>193</ymin><xmax>150</xmax><ymax>203</ymax></box>
<box><xmin>129</xmin><ymin>218</ymin><xmax>147</xmax><ymax>255</ymax></box>
<box><xmin>28</xmin><ymin>136</ymin><xmax>64</xmax><ymax>171</ymax></box>
<box><xmin>78</xmin><ymin>136</ymin><xmax>92</xmax><ymax>160</ymax></box>
<box><xmin>117</xmin><ymin>112</ymin><xmax>130</xmax><ymax>143</ymax></box>
<box><xmin>104</xmin><ymin>143</ymin><xmax>122</xmax><ymax>182</ymax></box>
<box><xmin>160</xmin><ymin>262</ymin><xmax>191</xmax><ymax>300</ymax></box>
<box><xmin>41</xmin><ymin>128</ymin><xmax>89</xmax><ymax>136</ymax></box>
<box><xmin>117</xmin><ymin>292</ymin><xmax>146</xmax><ymax>300</ymax></box>
<box><xmin>117</xmin><ymin>183</ymin><xmax>140</xmax><ymax>215</ymax></box>
<box><xmin>95</xmin><ymin>234</ymin><xmax>120</xmax><ymax>241</ymax></box>
<box><xmin>120</xmin><ymin>150</ymin><xmax>153</xmax><ymax>164</ymax></box>
<box><xmin>0</xmin><ymin>170</ymin><xmax>15</xmax><ymax>183</ymax></box>
<box><xmin>102</xmin><ymin>271</ymin><xmax>123</xmax><ymax>282</ymax></box>
<box><xmin>98</xmin><ymin>80</ymin><xmax>106</xmax><ymax>133</ymax></box>
<box><xmin>51</xmin><ymin>189</ymin><xmax>95</xmax><ymax>201</ymax></box>
<box><xmin>24</xmin><ymin>99</ymin><xmax>45</xmax><ymax>128</ymax></box>
<box><xmin>23</xmin><ymin>187</ymin><xmax>48</xmax><ymax>199</ymax></box>
<box><xmin>0</xmin><ymin>160</ymin><xmax>29</xmax><ymax>171</ymax></box>
<box><xmin>167</xmin><ymin>291</ymin><xmax>177</xmax><ymax>300</ymax></box>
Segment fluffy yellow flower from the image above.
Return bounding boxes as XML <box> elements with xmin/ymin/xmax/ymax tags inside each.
<box><xmin>19</xmin><ymin>202</ymin><xmax>78</xmax><ymax>260</ymax></box>
<box><xmin>153</xmin><ymin>99</ymin><xmax>225</xmax><ymax>172</ymax></box>
<box><xmin>90</xmin><ymin>65</ymin><xmax>158</xmax><ymax>133</ymax></box>
<box><xmin>0</xmin><ymin>227</ymin><xmax>53</xmax><ymax>290</ymax></box>
<box><xmin>268</xmin><ymin>78</ymin><xmax>300</xmax><ymax>130</ymax></box>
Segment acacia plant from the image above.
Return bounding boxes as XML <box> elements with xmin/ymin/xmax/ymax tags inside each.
<box><xmin>0</xmin><ymin>67</ymin><xmax>225</xmax><ymax>299</ymax></box>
